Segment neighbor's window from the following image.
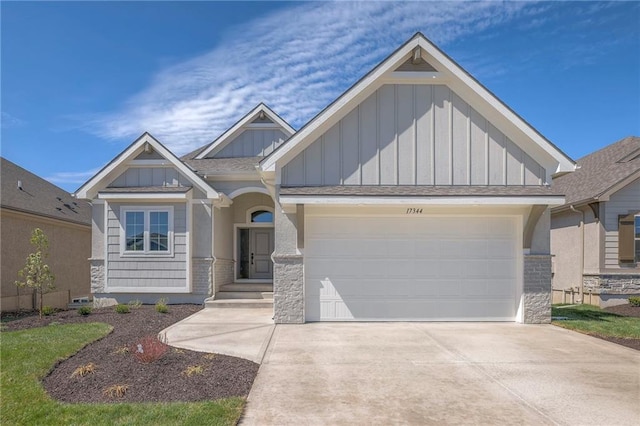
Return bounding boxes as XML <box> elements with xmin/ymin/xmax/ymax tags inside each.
<box><xmin>251</xmin><ymin>210</ymin><xmax>273</xmax><ymax>223</ymax></box>
<box><xmin>122</xmin><ymin>207</ymin><xmax>173</xmax><ymax>255</ymax></box>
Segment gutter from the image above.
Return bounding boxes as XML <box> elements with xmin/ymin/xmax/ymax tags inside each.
<box><xmin>569</xmin><ymin>205</ymin><xmax>585</xmax><ymax>304</ymax></box>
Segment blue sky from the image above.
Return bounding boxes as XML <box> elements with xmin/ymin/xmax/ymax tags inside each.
<box><xmin>2</xmin><ymin>1</ymin><xmax>639</xmax><ymax>192</ymax></box>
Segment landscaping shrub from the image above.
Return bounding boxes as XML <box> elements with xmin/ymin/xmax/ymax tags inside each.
<box><xmin>155</xmin><ymin>298</ymin><xmax>169</xmax><ymax>314</ymax></box>
<box><xmin>128</xmin><ymin>299</ymin><xmax>142</xmax><ymax>309</ymax></box>
<box><xmin>113</xmin><ymin>345</ymin><xmax>129</xmax><ymax>355</ymax></box>
<box><xmin>629</xmin><ymin>296</ymin><xmax>640</xmax><ymax>307</ymax></box>
<box><xmin>41</xmin><ymin>306</ymin><xmax>55</xmax><ymax>316</ymax></box>
<box><xmin>77</xmin><ymin>306</ymin><xmax>92</xmax><ymax>316</ymax></box>
<box><xmin>103</xmin><ymin>384</ymin><xmax>128</xmax><ymax>398</ymax></box>
<box><xmin>132</xmin><ymin>336</ymin><xmax>168</xmax><ymax>363</ymax></box>
<box><xmin>182</xmin><ymin>365</ymin><xmax>204</xmax><ymax>377</ymax></box>
<box><xmin>114</xmin><ymin>304</ymin><xmax>130</xmax><ymax>314</ymax></box>
<box><xmin>71</xmin><ymin>363</ymin><xmax>96</xmax><ymax>378</ymax></box>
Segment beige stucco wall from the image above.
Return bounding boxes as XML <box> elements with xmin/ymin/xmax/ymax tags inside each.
<box><xmin>530</xmin><ymin>208</ymin><xmax>551</xmax><ymax>254</ymax></box>
<box><xmin>1</xmin><ymin>209</ymin><xmax>91</xmax><ymax>311</ymax></box>
<box><xmin>214</xmin><ymin>205</ymin><xmax>233</xmax><ymax>260</ymax></box>
<box><xmin>232</xmin><ymin>193</ymin><xmax>274</xmax><ymax>224</ymax></box>
<box><xmin>551</xmin><ymin>207</ymin><xmax>601</xmax><ymax>291</ymax></box>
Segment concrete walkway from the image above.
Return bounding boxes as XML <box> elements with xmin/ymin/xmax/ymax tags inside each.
<box><xmin>160</xmin><ymin>308</ymin><xmax>274</xmax><ymax>363</ymax></box>
<box><xmin>242</xmin><ymin>323</ymin><xmax>640</xmax><ymax>425</ymax></box>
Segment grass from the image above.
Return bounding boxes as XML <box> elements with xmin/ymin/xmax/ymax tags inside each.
<box><xmin>0</xmin><ymin>323</ymin><xmax>245</xmax><ymax>426</ymax></box>
<box><xmin>552</xmin><ymin>304</ymin><xmax>640</xmax><ymax>339</ymax></box>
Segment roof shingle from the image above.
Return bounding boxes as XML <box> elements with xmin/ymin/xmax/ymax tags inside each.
<box><xmin>183</xmin><ymin>157</ymin><xmax>260</xmax><ymax>175</ymax></box>
<box><xmin>1</xmin><ymin>157</ymin><xmax>92</xmax><ymax>226</ymax></box>
<box><xmin>552</xmin><ymin>136</ymin><xmax>640</xmax><ymax>205</ymax></box>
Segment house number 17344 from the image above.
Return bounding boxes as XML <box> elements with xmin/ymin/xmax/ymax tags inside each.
<box><xmin>406</xmin><ymin>208</ymin><xmax>423</xmax><ymax>214</ymax></box>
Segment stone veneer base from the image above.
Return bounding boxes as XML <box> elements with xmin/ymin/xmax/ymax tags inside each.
<box><xmin>523</xmin><ymin>255</ymin><xmax>552</xmax><ymax>324</ymax></box>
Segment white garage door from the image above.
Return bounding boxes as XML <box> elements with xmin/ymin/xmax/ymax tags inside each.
<box><xmin>305</xmin><ymin>215</ymin><xmax>519</xmax><ymax>321</ymax></box>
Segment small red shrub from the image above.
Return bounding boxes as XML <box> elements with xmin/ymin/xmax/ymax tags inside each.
<box><xmin>132</xmin><ymin>336</ymin><xmax>169</xmax><ymax>363</ymax></box>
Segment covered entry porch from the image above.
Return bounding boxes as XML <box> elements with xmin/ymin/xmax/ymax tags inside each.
<box><xmin>208</xmin><ymin>190</ymin><xmax>274</xmax><ymax>307</ymax></box>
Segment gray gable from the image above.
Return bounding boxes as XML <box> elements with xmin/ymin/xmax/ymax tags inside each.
<box><xmin>282</xmin><ymin>84</ymin><xmax>546</xmax><ymax>187</ymax></box>
<box><xmin>1</xmin><ymin>157</ymin><xmax>91</xmax><ymax>226</ymax></box>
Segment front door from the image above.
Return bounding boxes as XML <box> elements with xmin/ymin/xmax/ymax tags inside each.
<box><xmin>250</xmin><ymin>228</ymin><xmax>274</xmax><ymax>279</ymax></box>
<box><xmin>238</xmin><ymin>228</ymin><xmax>274</xmax><ymax>280</ymax></box>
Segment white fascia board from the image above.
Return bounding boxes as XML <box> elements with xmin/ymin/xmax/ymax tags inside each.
<box><xmin>97</xmin><ymin>193</ymin><xmax>190</xmax><ymax>201</ymax></box>
<box><xmin>261</xmin><ymin>34</ymin><xmax>575</xmax><ymax>175</ymax></box>
<box><xmin>142</xmin><ymin>135</ymin><xmax>220</xmax><ymax>200</ymax></box>
<box><xmin>279</xmin><ymin>196</ymin><xmax>566</xmax><ymax>207</ymax></box>
<box><xmin>74</xmin><ymin>133</ymin><xmax>219</xmax><ymax>201</ymax></box>
<box><xmin>597</xmin><ymin>169</ymin><xmax>640</xmax><ymax>201</ymax></box>
<box><xmin>195</xmin><ymin>103</ymin><xmax>295</xmax><ymax>159</ymax></box>
<box><xmin>415</xmin><ymin>38</ymin><xmax>575</xmax><ymax>174</ymax></box>
<box><xmin>260</xmin><ymin>41</ymin><xmax>420</xmax><ymax>172</ymax></box>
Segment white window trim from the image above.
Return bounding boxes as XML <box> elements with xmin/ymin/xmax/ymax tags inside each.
<box><xmin>246</xmin><ymin>205</ymin><xmax>275</xmax><ymax>224</ymax></box>
<box><xmin>120</xmin><ymin>206</ymin><xmax>174</xmax><ymax>257</ymax></box>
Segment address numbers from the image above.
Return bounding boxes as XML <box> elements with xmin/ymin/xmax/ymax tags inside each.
<box><xmin>406</xmin><ymin>208</ymin><xmax>423</xmax><ymax>214</ymax></box>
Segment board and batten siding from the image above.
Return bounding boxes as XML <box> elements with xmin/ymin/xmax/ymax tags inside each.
<box><xmin>110</xmin><ymin>167</ymin><xmax>192</xmax><ymax>188</ymax></box>
<box><xmin>282</xmin><ymin>84</ymin><xmax>546</xmax><ymax>186</ymax></box>
<box><xmin>213</xmin><ymin>129</ymin><xmax>287</xmax><ymax>158</ymax></box>
<box><xmin>603</xmin><ymin>177</ymin><xmax>640</xmax><ymax>269</ymax></box>
<box><xmin>106</xmin><ymin>202</ymin><xmax>188</xmax><ymax>291</ymax></box>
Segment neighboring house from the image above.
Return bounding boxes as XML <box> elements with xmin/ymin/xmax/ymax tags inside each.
<box><xmin>551</xmin><ymin>137</ymin><xmax>640</xmax><ymax>307</ymax></box>
<box><xmin>1</xmin><ymin>157</ymin><xmax>92</xmax><ymax>311</ymax></box>
<box><xmin>75</xmin><ymin>33</ymin><xmax>575</xmax><ymax>324</ymax></box>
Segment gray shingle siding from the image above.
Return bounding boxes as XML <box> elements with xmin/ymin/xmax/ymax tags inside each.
<box><xmin>105</xmin><ymin>202</ymin><xmax>188</xmax><ymax>291</ymax></box>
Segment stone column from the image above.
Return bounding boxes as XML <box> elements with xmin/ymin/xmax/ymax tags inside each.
<box><xmin>89</xmin><ymin>259</ymin><xmax>105</xmax><ymax>293</ymax></box>
<box><xmin>272</xmin><ymin>254</ymin><xmax>304</xmax><ymax>323</ymax></box>
<box><xmin>192</xmin><ymin>257</ymin><xmax>214</xmax><ymax>295</ymax></box>
<box><xmin>523</xmin><ymin>254</ymin><xmax>552</xmax><ymax>323</ymax></box>
<box><xmin>273</xmin><ymin>200</ymin><xmax>304</xmax><ymax>323</ymax></box>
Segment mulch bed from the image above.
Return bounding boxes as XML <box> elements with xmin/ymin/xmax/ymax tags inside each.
<box><xmin>2</xmin><ymin>305</ymin><xmax>259</xmax><ymax>403</ymax></box>
<box><xmin>599</xmin><ymin>304</ymin><xmax>640</xmax><ymax>351</ymax></box>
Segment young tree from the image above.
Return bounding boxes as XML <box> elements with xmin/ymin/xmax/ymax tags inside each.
<box><xmin>15</xmin><ymin>228</ymin><xmax>55</xmax><ymax>318</ymax></box>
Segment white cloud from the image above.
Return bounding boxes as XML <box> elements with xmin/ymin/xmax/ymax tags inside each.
<box><xmin>90</xmin><ymin>1</ymin><xmax>609</xmax><ymax>156</ymax></box>
<box><xmin>1</xmin><ymin>111</ymin><xmax>26</xmax><ymax>128</ymax></box>
<box><xmin>46</xmin><ymin>168</ymin><xmax>100</xmax><ymax>185</ymax></box>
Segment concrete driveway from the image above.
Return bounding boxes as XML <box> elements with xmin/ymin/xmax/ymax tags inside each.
<box><xmin>242</xmin><ymin>323</ymin><xmax>639</xmax><ymax>425</ymax></box>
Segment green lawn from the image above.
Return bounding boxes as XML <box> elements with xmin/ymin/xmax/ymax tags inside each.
<box><xmin>552</xmin><ymin>304</ymin><xmax>640</xmax><ymax>339</ymax></box>
<box><xmin>1</xmin><ymin>323</ymin><xmax>244</xmax><ymax>426</ymax></box>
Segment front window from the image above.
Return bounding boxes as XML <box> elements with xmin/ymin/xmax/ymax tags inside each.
<box><xmin>636</xmin><ymin>216</ymin><xmax>640</xmax><ymax>262</ymax></box>
<box><xmin>122</xmin><ymin>207</ymin><xmax>173</xmax><ymax>255</ymax></box>
<box><xmin>125</xmin><ymin>211</ymin><xmax>145</xmax><ymax>251</ymax></box>
<box><xmin>149</xmin><ymin>211</ymin><xmax>169</xmax><ymax>251</ymax></box>
<box><xmin>251</xmin><ymin>210</ymin><xmax>273</xmax><ymax>223</ymax></box>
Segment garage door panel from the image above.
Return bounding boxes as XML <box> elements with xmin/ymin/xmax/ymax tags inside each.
<box><xmin>304</xmin><ymin>215</ymin><xmax>519</xmax><ymax>321</ymax></box>
<box><xmin>487</xmin><ymin>280</ymin><xmax>516</xmax><ymax>296</ymax></box>
<box><xmin>308</xmin><ymin>298</ymin><xmax>516</xmax><ymax>322</ymax></box>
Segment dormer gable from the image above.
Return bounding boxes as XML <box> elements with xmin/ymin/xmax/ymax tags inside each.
<box><xmin>74</xmin><ymin>132</ymin><xmax>220</xmax><ymax>201</ymax></box>
<box><xmin>194</xmin><ymin>103</ymin><xmax>295</xmax><ymax>159</ymax></box>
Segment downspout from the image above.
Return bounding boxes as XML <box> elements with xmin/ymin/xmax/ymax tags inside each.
<box><xmin>569</xmin><ymin>205</ymin><xmax>585</xmax><ymax>304</ymax></box>
<box><xmin>211</xmin><ymin>204</ymin><xmax>216</xmax><ymax>300</ymax></box>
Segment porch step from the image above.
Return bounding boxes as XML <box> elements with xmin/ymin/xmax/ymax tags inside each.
<box><xmin>216</xmin><ymin>291</ymin><xmax>273</xmax><ymax>300</ymax></box>
<box><xmin>219</xmin><ymin>283</ymin><xmax>273</xmax><ymax>292</ymax></box>
<box><xmin>205</xmin><ymin>298</ymin><xmax>273</xmax><ymax>309</ymax></box>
